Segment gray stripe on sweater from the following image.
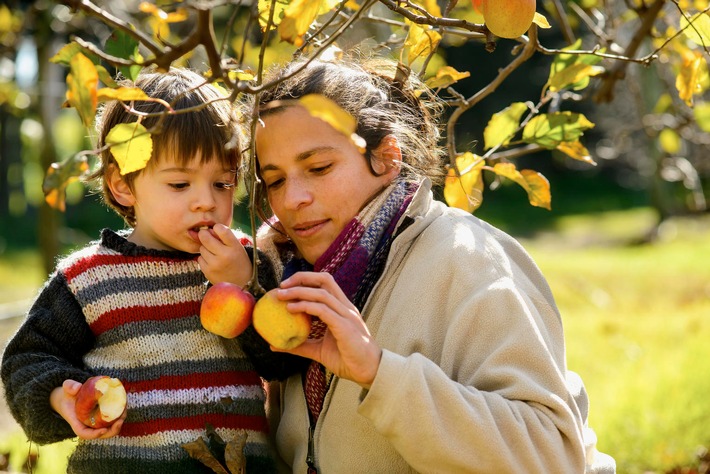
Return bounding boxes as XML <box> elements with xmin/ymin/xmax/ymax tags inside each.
<box><xmin>93</xmin><ymin>357</ymin><xmax>258</xmax><ymax>382</ymax></box>
<box><xmin>75</xmin><ymin>271</ymin><xmax>205</xmax><ymax>303</ymax></box>
<box><xmin>127</xmin><ymin>398</ymin><xmax>267</xmax><ymax>422</ymax></box>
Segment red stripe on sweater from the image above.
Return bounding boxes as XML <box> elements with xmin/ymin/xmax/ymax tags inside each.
<box><xmin>89</xmin><ymin>301</ymin><xmax>201</xmax><ymax>334</ymax></box>
<box><xmin>124</xmin><ymin>371</ymin><xmax>262</xmax><ymax>393</ymax></box>
<box><xmin>64</xmin><ymin>253</ymin><xmax>197</xmax><ymax>281</ymax></box>
<box><xmin>120</xmin><ymin>413</ymin><xmax>269</xmax><ymax>437</ymax></box>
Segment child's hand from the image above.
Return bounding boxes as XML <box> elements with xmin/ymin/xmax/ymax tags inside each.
<box><xmin>198</xmin><ymin>224</ymin><xmax>252</xmax><ymax>286</ymax></box>
<box><xmin>50</xmin><ymin>379</ymin><xmax>125</xmax><ymax>440</ymax></box>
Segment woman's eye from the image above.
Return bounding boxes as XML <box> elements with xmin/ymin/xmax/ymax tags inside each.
<box><xmin>311</xmin><ymin>164</ymin><xmax>331</xmax><ymax>174</ymax></box>
<box><xmin>265</xmin><ymin>178</ymin><xmax>283</xmax><ymax>189</ymax></box>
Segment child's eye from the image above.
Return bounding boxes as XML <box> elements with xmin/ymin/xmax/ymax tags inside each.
<box><xmin>169</xmin><ymin>183</ymin><xmax>189</xmax><ymax>190</ymax></box>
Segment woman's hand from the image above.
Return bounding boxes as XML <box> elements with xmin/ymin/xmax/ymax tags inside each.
<box><xmin>274</xmin><ymin>272</ymin><xmax>382</xmax><ymax>388</ymax></box>
<box><xmin>49</xmin><ymin>380</ymin><xmax>126</xmax><ymax>440</ymax></box>
<box><xmin>198</xmin><ymin>224</ymin><xmax>252</xmax><ymax>286</ymax></box>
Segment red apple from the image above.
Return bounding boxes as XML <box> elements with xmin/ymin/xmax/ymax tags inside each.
<box><xmin>200</xmin><ymin>282</ymin><xmax>255</xmax><ymax>338</ymax></box>
<box><xmin>75</xmin><ymin>376</ymin><xmax>127</xmax><ymax>428</ymax></box>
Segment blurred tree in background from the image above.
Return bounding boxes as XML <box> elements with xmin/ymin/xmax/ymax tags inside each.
<box><xmin>0</xmin><ymin>0</ymin><xmax>708</xmax><ymax>275</ymax></box>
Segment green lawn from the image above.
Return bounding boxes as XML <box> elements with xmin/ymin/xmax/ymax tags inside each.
<box><xmin>1</xmin><ymin>209</ymin><xmax>709</xmax><ymax>473</ymax></box>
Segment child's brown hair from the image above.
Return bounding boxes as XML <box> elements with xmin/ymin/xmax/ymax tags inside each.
<box><xmin>92</xmin><ymin>68</ymin><xmax>242</xmax><ymax>227</ymax></box>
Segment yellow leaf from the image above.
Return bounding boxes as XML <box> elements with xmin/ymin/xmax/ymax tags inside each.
<box><xmin>659</xmin><ymin>128</ymin><xmax>681</xmax><ymax>154</ymax></box>
<box><xmin>694</xmin><ymin>101</ymin><xmax>710</xmax><ymax>132</ymax></box>
<box><xmin>483</xmin><ymin>102</ymin><xmax>528</xmax><ymax>150</ymax></box>
<box><xmin>298</xmin><ymin>94</ymin><xmax>366</xmax><ymax>152</ymax></box>
<box><xmin>492</xmin><ymin>163</ymin><xmax>551</xmax><ymax>210</ymax></box>
<box><xmin>105</xmin><ymin>122</ymin><xmax>154</xmax><ymax>175</ymax></box>
<box><xmin>258</xmin><ymin>0</ymin><xmax>288</xmax><ymax>30</ymax></box>
<box><xmin>66</xmin><ymin>53</ymin><xmax>99</xmax><ymax>127</ymax></box>
<box><xmin>546</xmin><ymin>63</ymin><xmax>604</xmax><ymax>92</ymax></box>
<box><xmin>279</xmin><ymin>0</ymin><xmax>339</xmax><ymax>44</ymax></box>
<box><xmin>414</xmin><ymin>0</ymin><xmax>442</xmax><ymax>17</ymax></box>
<box><xmin>42</xmin><ymin>156</ymin><xmax>90</xmax><ymax>212</ymax></box>
<box><xmin>676</xmin><ymin>50</ymin><xmax>704</xmax><ymax>106</ymax></box>
<box><xmin>532</xmin><ymin>12</ymin><xmax>551</xmax><ymax>29</ymax></box>
<box><xmin>556</xmin><ymin>140</ymin><xmax>596</xmax><ymax>165</ymax></box>
<box><xmin>681</xmin><ymin>11</ymin><xmax>710</xmax><ymax>47</ymax></box>
<box><xmin>425</xmin><ymin>66</ymin><xmax>470</xmax><ymax>89</ymax></box>
<box><xmin>444</xmin><ymin>152</ymin><xmax>485</xmax><ymax>212</ymax></box>
<box><xmin>405</xmin><ymin>22</ymin><xmax>441</xmax><ymax>65</ymax></box>
<box><xmin>97</xmin><ymin>87</ymin><xmax>150</xmax><ymax>103</ymax></box>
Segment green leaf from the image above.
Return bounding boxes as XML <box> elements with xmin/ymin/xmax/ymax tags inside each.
<box><xmin>483</xmin><ymin>102</ymin><xmax>528</xmax><ymax>150</ymax></box>
<box><xmin>547</xmin><ymin>63</ymin><xmax>604</xmax><ymax>92</ymax></box>
<box><xmin>522</xmin><ymin>112</ymin><xmax>595</xmax><ymax>149</ymax></box>
<box><xmin>105</xmin><ymin>29</ymin><xmax>143</xmax><ymax>81</ymax></box>
<box><xmin>105</xmin><ymin>122</ymin><xmax>154</xmax><ymax>175</ymax></box>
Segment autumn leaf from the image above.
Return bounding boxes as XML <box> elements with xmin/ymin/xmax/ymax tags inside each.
<box><xmin>224</xmin><ymin>431</ymin><xmax>248</xmax><ymax>474</ymax></box>
<box><xmin>483</xmin><ymin>102</ymin><xmax>528</xmax><ymax>150</ymax></box>
<box><xmin>547</xmin><ymin>39</ymin><xmax>604</xmax><ymax>92</ymax></box>
<box><xmin>659</xmin><ymin>128</ymin><xmax>682</xmax><ymax>154</ymax></box>
<box><xmin>42</xmin><ymin>155</ymin><xmax>90</xmax><ymax>211</ymax></box>
<box><xmin>425</xmin><ymin>66</ymin><xmax>470</xmax><ymax>89</ymax></box>
<box><xmin>556</xmin><ymin>140</ymin><xmax>596</xmax><ymax>165</ymax></box>
<box><xmin>414</xmin><ymin>0</ymin><xmax>442</xmax><ymax>17</ymax></box>
<box><xmin>182</xmin><ymin>438</ymin><xmax>230</xmax><ymax>474</ymax></box>
<box><xmin>694</xmin><ymin>101</ymin><xmax>710</xmax><ymax>132</ymax></box>
<box><xmin>681</xmin><ymin>11</ymin><xmax>710</xmax><ymax>47</ymax></box>
<box><xmin>50</xmin><ymin>42</ymin><xmax>100</xmax><ymax>66</ymax></box>
<box><xmin>443</xmin><ymin>152</ymin><xmax>485</xmax><ymax>213</ymax></box>
<box><xmin>676</xmin><ymin>50</ymin><xmax>704</xmax><ymax>106</ymax></box>
<box><xmin>105</xmin><ymin>122</ymin><xmax>153</xmax><ymax>175</ymax></box>
<box><xmin>492</xmin><ymin>163</ymin><xmax>551</xmax><ymax>210</ymax></box>
<box><xmin>258</xmin><ymin>0</ymin><xmax>288</xmax><ymax>30</ymax></box>
<box><xmin>298</xmin><ymin>94</ymin><xmax>366</xmax><ymax>152</ymax></box>
<box><xmin>522</xmin><ymin>112</ymin><xmax>594</xmax><ymax>149</ymax></box>
<box><xmin>278</xmin><ymin>0</ymin><xmax>339</xmax><ymax>45</ymax></box>
<box><xmin>405</xmin><ymin>22</ymin><xmax>441</xmax><ymax>65</ymax></box>
<box><xmin>66</xmin><ymin>53</ymin><xmax>99</xmax><ymax>127</ymax></box>
<box><xmin>97</xmin><ymin>87</ymin><xmax>150</xmax><ymax>103</ymax></box>
<box><xmin>532</xmin><ymin>12</ymin><xmax>551</xmax><ymax>29</ymax></box>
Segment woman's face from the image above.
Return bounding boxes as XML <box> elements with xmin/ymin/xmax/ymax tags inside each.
<box><xmin>256</xmin><ymin>106</ymin><xmax>396</xmax><ymax>264</ymax></box>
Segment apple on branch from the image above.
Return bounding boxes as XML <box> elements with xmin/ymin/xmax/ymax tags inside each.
<box><xmin>200</xmin><ymin>282</ymin><xmax>255</xmax><ymax>338</ymax></box>
<box><xmin>252</xmin><ymin>288</ymin><xmax>311</xmax><ymax>350</ymax></box>
<box><xmin>478</xmin><ymin>0</ymin><xmax>536</xmax><ymax>39</ymax></box>
<box><xmin>75</xmin><ymin>376</ymin><xmax>127</xmax><ymax>428</ymax></box>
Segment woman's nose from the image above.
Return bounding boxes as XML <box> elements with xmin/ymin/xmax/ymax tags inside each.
<box><xmin>283</xmin><ymin>179</ymin><xmax>312</xmax><ymax>210</ymax></box>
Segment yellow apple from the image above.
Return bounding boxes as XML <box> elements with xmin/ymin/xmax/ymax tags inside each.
<box><xmin>75</xmin><ymin>376</ymin><xmax>127</xmax><ymax>428</ymax></box>
<box><xmin>482</xmin><ymin>0</ymin><xmax>536</xmax><ymax>39</ymax></box>
<box><xmin>200</xmin><ymin>282</ymin><xmax>255</xmax><ymax>338</ymax></box>
<box><xmin>252</xmin><ymin>288</ymin><xmax>311</xmax><ymax>350</ymax></box>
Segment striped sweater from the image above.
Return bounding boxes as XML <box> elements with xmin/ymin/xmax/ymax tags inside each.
<box><xmin>1</xmin><ymin>229</ymin><xmax>277</xmax><ymax>473</ymax></box>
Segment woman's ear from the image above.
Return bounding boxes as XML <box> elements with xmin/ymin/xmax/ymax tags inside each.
<box><xmin>106</xmin><ymin>165</ymin><xmax>136</xmax><ymax>207</ymax></box>
<box><xmin>371</xmin><ymin>135</ymin><xmax>402</xmax><ymax>178</ymax></box>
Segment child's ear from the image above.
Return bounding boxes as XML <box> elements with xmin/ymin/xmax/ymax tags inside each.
<box><xmin>106</xmin><ymin>165</ymin><xmax>136</xmax><ymax>207</ymax></box>
<box><xmin>370</xmin><ymin>135</ymin><xmax>402</xmax><ymax>178</ymax></box>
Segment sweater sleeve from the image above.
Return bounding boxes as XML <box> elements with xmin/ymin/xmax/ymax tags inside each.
<box><xmin>1</xmin><ymin>273</ymin><xmax>96</xmax><ymax>444</ymax></box>
<box><xmin>238</xmin><ymin>247</ymin><xmax>310</xmax><ymax>381</ymax></box>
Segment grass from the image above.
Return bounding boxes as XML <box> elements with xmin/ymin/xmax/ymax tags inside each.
<box><xmin>0</xmin><ymin>208</ymin><xmax>709</xmax><ymax>473</ymax></box>
<box><xmin>525</xmin><ymin>212</ymin><xmax>710</xmax><ymax>474</ymax></box>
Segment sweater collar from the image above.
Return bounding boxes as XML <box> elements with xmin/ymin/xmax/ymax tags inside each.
<box><xmin>100</xmin><ymin>228</ymin><xmax>198</xmax><ymax>260</ymax></box>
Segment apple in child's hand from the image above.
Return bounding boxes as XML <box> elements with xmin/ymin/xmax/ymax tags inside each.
<box><xmin>200</xmin><ymin>282</ymin><xmax>255</xmax><ymax>338</ymax></box>
<box><xmin>75</xmin><ymin>376</ymin><xmax>127</xmax><ymax>428</ymax></box>
<box><xmin>253</xmin><ymin>288</ymin><xmax>312</xmax><ymax>350</ymax></box>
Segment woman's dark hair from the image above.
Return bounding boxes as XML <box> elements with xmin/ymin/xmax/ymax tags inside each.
<box><xmin>254</xmin><ymin>56</ymin><xmax>446</xmax><ymax>219</ymax></box>
<box><xmin>91</xmin><ymin>67</ymin><xmax>242</xmax><ymax>227</ymax></box>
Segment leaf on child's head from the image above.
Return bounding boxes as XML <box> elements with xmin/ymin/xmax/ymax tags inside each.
<box><xmin>105</xmin><ymin>122</ymin><xmax>153</xmax><ymax>175</ymax></box>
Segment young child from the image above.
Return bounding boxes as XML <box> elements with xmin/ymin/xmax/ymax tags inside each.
<box><xmin>0</xmin><ymin>68</ymin><xmax>278</xmax><ymax>473</ymax></box>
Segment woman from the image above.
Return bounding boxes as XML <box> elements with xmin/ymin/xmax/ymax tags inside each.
<box><xmin>243</xmin><ymin>57</ymin><xmax>614</xmax><ymax>473</ymax></box>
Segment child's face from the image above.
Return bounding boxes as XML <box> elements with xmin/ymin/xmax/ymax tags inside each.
<box><xmin>126</xmin><ymin>152</ymin><xmax>236</xmax><ymax>253</ymax></box>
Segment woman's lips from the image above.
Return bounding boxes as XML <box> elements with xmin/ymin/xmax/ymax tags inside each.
<box><xmin>292</xmin><ymin>220</ymin><xmax>328</xmax><ymax>238</ymax></box>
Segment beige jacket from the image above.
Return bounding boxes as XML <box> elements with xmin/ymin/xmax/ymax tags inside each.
<box><xmin>273</xmin><ymin>180</ymin><xmax>588</xmax><ymax>473</ymax></box>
